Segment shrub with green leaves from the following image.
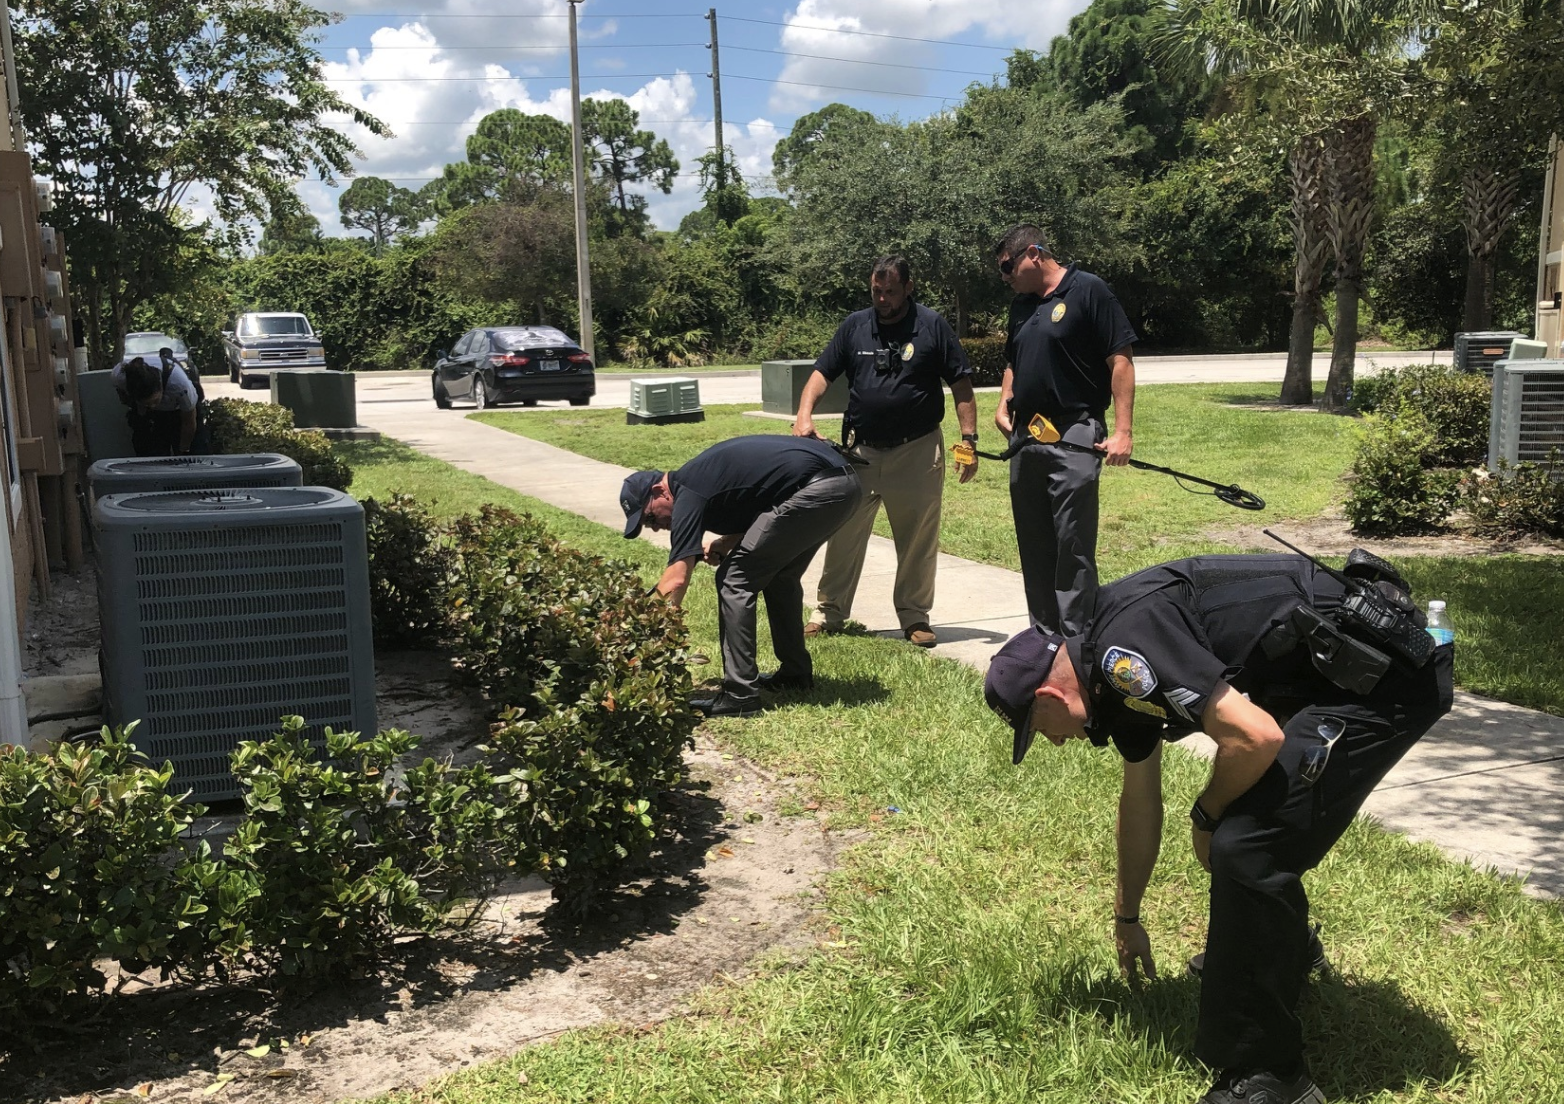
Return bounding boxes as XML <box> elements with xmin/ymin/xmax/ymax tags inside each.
<box><xmin>447</xmin><ymin>505</ymin><xmax>697</xmax><ymax>905</ymax></box>
<box><xmin>1350</xmin><ymin>364</ymin><xmax>1490</xmax><ymax>467</ymax></box>
<box><xmin>204</xmin><ymin>397</ymin><xmax>353</xmax><ymax>490</ymax></box>
<box><xmin>1463</xmin><ymin>454</ymin><xmax>1564</xmax><ymax>538</ymax></box>
<box><xmin>363</xmin><ymin>494</ymin><xmax>456</xmax><ymax>649</ymax></box>
<box><xmin>0</xmin><ymin>726</ymin><xmax>207</xmax><ymax>1014</ymax></box>
<box><xmin>1345</xmin><ymin>408</ymin><xmax>1462</xmax><ymax>535</ymax></box>
<box><xmin>209</xmin><ymin>717</ymin><xmax>502</xmax><ymax>979</ymax></box>
<box><xmin>963</xmin><ymin>335</ymin><xmax>1006</xmax><ymax>387</ymax></box>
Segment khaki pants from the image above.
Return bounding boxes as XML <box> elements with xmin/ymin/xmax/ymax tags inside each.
<box><xmin>810</xmin><ymin>428</ymin><xmax>944</xmax><ymax>630</ymax></box>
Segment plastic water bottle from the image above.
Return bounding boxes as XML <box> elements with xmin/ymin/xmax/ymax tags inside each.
<box><xmin>1426</xmin><ymin>600</ymin><xmax>1455</xmax><ymax>646</ymax></box>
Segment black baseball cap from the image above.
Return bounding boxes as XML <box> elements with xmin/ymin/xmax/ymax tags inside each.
<box><xmin>620</xmin><ymin>469</ymin><xmax>664</xmax><ymax>539</ymax></box>
<box><xmin>984</xmin><ymin>626</ymin><xmax>1066</xmax><ymax>764</ymax></box>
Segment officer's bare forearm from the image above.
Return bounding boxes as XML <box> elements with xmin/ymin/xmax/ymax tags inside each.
<box><xmin>655</xmin><ymin>557</ymin><xmax>696</xmax><ymax>608</ymax></box>
<box><xmin>1108</xmin><ymin>352</ymin><xmax>1134</xmax><ymax>439</ymax></box>
<box><xmin>950</xmin><ymin>379</ymin><xmax>977</xmax><ymax>437</ymax></box>
<box><xmin>1116</xmin><ymin>745</ymin><xmax>1163</xmax><ymax>916</ymax></box>
<box><xmin>996</xmin><ymin>367</ymin><xmax>1015</xmax><ymax>433</ymax></box>
<box><xmin>179</xmin><ymin>409</ymin><xmax>198</xmax><ymax>453</ymax></box>
<box><xmin>1198</xmin><ymin>682</ymin><xmax>1285</xmax><ymax>817</ymax></box>
<box><xmin>794</xmin><ymin>372</ymin><xmax>831</xmax><ymax>437</ymax></box>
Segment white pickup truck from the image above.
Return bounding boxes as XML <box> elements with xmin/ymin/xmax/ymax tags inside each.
<box><xmin>223</xmin><ymin>312</ymin><xmax>328</xmax><ymax>389</ymax></box>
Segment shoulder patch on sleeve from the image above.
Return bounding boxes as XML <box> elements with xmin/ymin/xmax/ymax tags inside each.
<box><xmin>1103</xmin><ymin>646</ymin><xmax>1157</xmax><ymax>698</ymax></box>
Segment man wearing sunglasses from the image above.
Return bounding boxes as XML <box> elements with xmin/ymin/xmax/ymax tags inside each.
<box><xmin>993</xmin><ymin>223</ymin><xmax>1137</xmax><ymax>636</ymax></box>
<box><xmin>983</xmin><ymin>552</ymin><xmax>1454</xmax><ymax>1104</ymax></box>
<box><xmin>794</xmin><ymin>255</ymin><xmax>977</xmax><ymax>648</ymax></box>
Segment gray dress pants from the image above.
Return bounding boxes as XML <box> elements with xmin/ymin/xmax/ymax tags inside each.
<box><xmin>716</xmin><ymin>470</ymin><xmax>864</xmax><ymax>699</ymax></box>
<box><xmin>1008</xmin><ymin>416</ymin><xmax>1104</xmax><ymax>634</ymax></box>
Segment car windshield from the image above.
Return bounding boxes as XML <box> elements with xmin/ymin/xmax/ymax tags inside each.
<box><xmin>245</xmin><ymin>316</ymin><xmax>312</xmax><ymax>337</ymax></box>
<box><xmin>495</xmin><ymin>327</ymin><xmax>574</xmax><ymax>350</ymax></box>
<box><xmin>123</xmin><ymin>334</ymin><xmax>189</xmax><ymax>357</ymax></box>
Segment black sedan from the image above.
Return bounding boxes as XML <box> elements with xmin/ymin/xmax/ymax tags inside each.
<box><xmin>432</xmin><ymin>326</ymin><xmax>595</xmax><ymax>409</ymax></box>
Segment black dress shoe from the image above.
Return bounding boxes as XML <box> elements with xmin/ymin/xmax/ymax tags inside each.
<box><xmin>757</xmin><ymin>669</ymin><xmax>814</xmax><ymax>692</ymax></box>
<box><xmin>1197</xmin><ymin>1068</ymin><xmax>1323</xmax><ymax>1104</ymax></box>
<box><xmin>690</xmin><ymin>692</ymin><xmax>765</xmax><ymax>717</ymax></box>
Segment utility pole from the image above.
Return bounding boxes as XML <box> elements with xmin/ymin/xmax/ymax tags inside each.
<box><xmin>707</xmin><ymin>8</ymin><xmax>725</xmax><ymax>195</ymax></box>
<box><xmin>567</xmin><ymin>0</ymin><xmax>595</xmax><ymax>360</ymax></box>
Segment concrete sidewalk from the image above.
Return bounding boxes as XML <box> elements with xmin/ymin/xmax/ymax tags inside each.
<box><xmin>348</xmin><ymin>390</ymin><xmax>1563</xmax><ymax>900</ymax></box>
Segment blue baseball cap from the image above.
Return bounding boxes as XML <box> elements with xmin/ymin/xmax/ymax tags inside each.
<box><xmin>984</xmin><ymin>627</ymin><xmax>1066</xmax><ymax>764</ymax></box>
<box><xmin>620</xmin><ymin>470</ymin><xmax>664</xmax><ymax>539</ymax></box>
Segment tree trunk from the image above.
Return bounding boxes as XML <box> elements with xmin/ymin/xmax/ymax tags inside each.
<box><xmin>1461</xmin><ymin>166</ymin><xmax>1522</xmax><ymax>331</ymax></box>
<box><xmin>1282</xmin><ymin>134</ymin><xmax>1331</xmax><ymax>405</ymax></box>
<box><xmin>1323</xmin><ymin>116</ymin><xmax>1376</xmax><ymax>414</ymax></box>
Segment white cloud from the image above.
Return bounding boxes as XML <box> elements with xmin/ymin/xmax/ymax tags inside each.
<box><xmin>771</xmin><ymin>0</ymin><xmax>1078</xmax><ymax>110</ymax></box>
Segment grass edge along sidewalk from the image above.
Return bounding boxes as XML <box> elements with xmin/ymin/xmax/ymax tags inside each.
<box><xmin>343</xmin><ymin>439</ymin><xmax>1564</xmax><ymax>1104</ymax></box>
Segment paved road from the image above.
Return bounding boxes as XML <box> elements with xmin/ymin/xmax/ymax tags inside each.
<box><xmin>206</xmin><ymin>346</ymin><xmax>1563</xmax><ymax>898</ymax></box>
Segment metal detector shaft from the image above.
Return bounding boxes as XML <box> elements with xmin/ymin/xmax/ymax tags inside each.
<box><xmin>977</xmin><ymin>438</ymin><xmax>1266</xmax><ymax>510</ymax></box>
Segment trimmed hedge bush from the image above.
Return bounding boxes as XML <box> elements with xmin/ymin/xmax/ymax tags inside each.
<box><xmin>448</xmin><ymin>505</ymin><xmax>698</xmax><ymax>906</ymax></box>
<box><xmin>204</xmin><ymin>398</ymin><xmax>353</xmax><ymax>490</ymax></box>
<box><xmin>0</xmin><ymin>727</ymin><xmax>207</xmax><ymax>1014</ymax></box>
<box><xmin>1463</xmin><ymin>455</ymin><xmax>1564</xmax><ymax>538</ymax></box>
<box><xmin>363</xmin><ymin>494</ymin><xmax>457</xmax><ymax>649</ymax></box>
<box><xmin>964</xmin><ymin>335</ymin><xmax>1007</xmax><ymax>387</ymax></box>
<box><xmin>1345</xmin><ymin>365</ymin><xmax>1491</xmax><ymax>535</ymax></box>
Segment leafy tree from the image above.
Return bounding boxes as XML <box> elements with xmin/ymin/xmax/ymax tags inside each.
<box><xmin>580</xmin><ymin>98</ymin><xmax>677</xmax><ymax>235</ymax></box>
<box><xmin>1045</xmin><ymin>0</ymin><xmax>1214</xmax><ymax>169</ymax></box>
<box><xmin>771</xmin><ymin>103</ymin><xmax>877</xmax><ymax>190</ymax></box>
<box><xmin>427</xmin><ymin>184</ymin><xmax>576</xmax><ymax>324</ymax></box>
<box><xmin>428</xmin><ymin>109</ymin><xmax>573</xmax><ymax>211</ymax></box>
<box><xmin>15</xmin><ymin>0</ymin><xmax>386</xmax><ymax>368</ymax></box>
<box><xmin>1161</xmin><ymin>0</ymin><xmax>1438</xmax><ymax>410</ymax></box>
<box><xmin>338</xmin><ymin>176</ymin><xmax>424</xmax><ymax>250</ymax></box>
<box><xmin>1412</xmin><ymin>0</ymin><xmax>1564</xmax><ymax>330</ymax></box>
<box><xmin>697</xmin><ymin>148</ymin><xmax>750</xmax><ymax>226</ymax></box>
<box><xmin>259</xmin><ymin>200</ymin><xmax>325</xmax><ymax>256</ymax></box>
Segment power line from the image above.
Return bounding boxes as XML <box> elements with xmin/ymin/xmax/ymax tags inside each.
<box><xmin>321</xmin><ymin>117</ymin><xmax>791</xmax><ymax>130</ymax></box>
<box><xmin>723</xmin><ymin>15</ymin><xmax>1013</xmax><ymax>51</ymax></box>
<box><xmin>322</xmin><ymin>72</ymin><xmax>681</xmax><ymax>83</ymax></box>
<box><xmin>316</xmin><ymin>42</ymin><xmax>705</xmax><ymax>51</ymax></box>
<box><xmin>336</xmin><ymin>11</ymin><xmax>704</xmax><ymax>18</ymax></box>
<box><xmin>726</xmin><ymin>44</ymin><xmax>995</xmax><ymax>77</ymax></box>
<box><xmin>726</xmin><ymin>73</ymin><xmax>957</xmax><ymax>101</ymax></box>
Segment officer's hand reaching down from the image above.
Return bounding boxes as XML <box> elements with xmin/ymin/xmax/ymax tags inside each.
<box><xmin>703</xmin><ymin>534</ymin><xmax>741</xmax><ymax>565</ymax></box>
<box><xmin>1116</xmin><ymin>919</ymin><xmax>1157</xmax><ymax>985</ymax></box>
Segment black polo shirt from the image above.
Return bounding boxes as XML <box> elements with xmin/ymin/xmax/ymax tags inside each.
<box><xmin>1072</xmin><ymin>554</ymin><xmax>1338</xmax><ymax>763</ymax></box>
<box><xmin>1006</xmin><ymin>264</ymin><xmax>1137</xmax><ymax>431</ymax></box>
<box><xmin>813</xmin><ymin>302</ymin><xmax>970</xmax><ymax>445</ymax></box>
<box><xmin>666</xmin><ymin>435</ymin><xmax>846</xmax><ymax>564</ymax></box>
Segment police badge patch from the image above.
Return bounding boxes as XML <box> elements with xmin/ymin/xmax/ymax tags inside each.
<box><xmin>1103</xmin><ymin>646</ymin><xmax>1157</xmax><ymax>698</ymax></box>
<box><xmin>1051</xmin><ymin>302</ymin><xmax>1067</xmax><ymax>323</ymax></box>
<box><xmin>901</xmin><ymin>342</ymin><xmax>915</xmax><ymax>362</ymax></box>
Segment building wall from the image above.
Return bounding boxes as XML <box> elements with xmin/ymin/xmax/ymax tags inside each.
<box><xmin>1537</xmin><ymin>142</ymin><xmax>1564</xmax><ymax>356</ymax></box>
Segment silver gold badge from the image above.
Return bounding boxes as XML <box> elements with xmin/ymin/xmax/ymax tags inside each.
<box><xmin>1051</xmin><ymin>302</ymin><xmax>1067</xmax><ymax>324</ymax></box>
<box><xmin>901</xmin><ymin>342</ymin><xmax>915</xmax><ymax>362</ymax></box>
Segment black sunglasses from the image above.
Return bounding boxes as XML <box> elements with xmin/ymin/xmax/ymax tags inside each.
<box><xmin>999</xmin><ymin>244</ymin><xmax>1040</xmax><ymax>277</ymax></box>
<box><xmin>1300</xmin><ymin>717</ymin><xmax>1347</xmax><ymax>787</ymax></box>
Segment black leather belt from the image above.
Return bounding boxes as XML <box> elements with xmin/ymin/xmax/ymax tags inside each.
<box><xmin>804</xmin><ymin>465</ymin><xmax>857</xmax><ymax>487</ymax></box>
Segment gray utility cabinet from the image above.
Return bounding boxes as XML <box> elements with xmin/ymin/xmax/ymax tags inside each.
<box><xmin>76</xmin><ymin>368</ymin><xmax>135</xmax><ymax>462</ymax></box>
<box><xmin>94</xmin><ymin>486</ymin><xmax>376</xmax><ymax>800</ymax></box>
<box><xmin>760</xmin><ymin>360</ymin><xmax>848</xmax><ymax>416</ymax></box>
<box><xmin>271</xmin><ymin>369</ymin><xmax>357</xmax><ymax>429</ymax></box>
<box><xmin>627</xmin><ymin>377</ymin><xmax>704</xmax><ymax>424</ymax></box>
<box><xmin>86</xmin><ymin>453</ymin><xmax>302</xmax><ymax>503</ymax></box>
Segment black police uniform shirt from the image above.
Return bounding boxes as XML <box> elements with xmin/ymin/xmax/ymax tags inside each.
<box><xmin>1070</xmin><ymin>554</ymin><xmax>1341</xmax><ymax>763</ymax></box>
<box><xmin>1005</xmin><ymin>264</ymin><xmax>1138</xmax><ymax>432</ymax></box>
<box><xmin>813</xmin><ymin>302</ymin><xmax>971</xmax><ymax>447</ymax></box>
<box><xmin>665</xmin><ymin>435</ymin><xmax>846</xmax><ymax>565</ymax></box>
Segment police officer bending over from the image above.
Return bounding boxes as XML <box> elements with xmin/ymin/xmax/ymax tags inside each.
<box><xmin>621</xmin><ymin>435</ymin><xmax>864</xmax><ymax>717</ymax></box>
<box><xmin>984</xmin><ymin>551</ymin><xmax>1454</xmax><ymax>1104</ymax></box>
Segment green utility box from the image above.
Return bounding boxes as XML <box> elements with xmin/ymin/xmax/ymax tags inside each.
<box><xmin>627</xmin><ymin>376</ymin><xmax>704</xmax><ymax>425</ymax></box>
<box><xmin>271</xmin><ymin>369</ymin><xmax>356</xmax><ymax>429</ymax></box>
<box><xmin>760</xmin><ymin>360</ymin><xmax>847</xmax><ymax>416</ymax></box>
<box><xmin>77</xmin><ymin>369</ymin><xmax>134</xmax><ymax>462</ymax></box>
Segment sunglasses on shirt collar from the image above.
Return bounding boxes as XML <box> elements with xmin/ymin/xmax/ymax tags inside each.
<box><xmin>999</xmin><ymin>244</ymin><xmax>1043</xmax><ymax>277</ymax></box>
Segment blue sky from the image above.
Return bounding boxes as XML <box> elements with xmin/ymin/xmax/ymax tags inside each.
<box><xmin>282</xmin><ymin>0</ymin><xmax>1094</xmax><ymax>236</ymax></box>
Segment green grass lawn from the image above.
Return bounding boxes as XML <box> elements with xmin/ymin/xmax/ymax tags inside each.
<box><xmin>340</xmin><ymin>439</ymin><xmax>1564</xmax><ymax>1104</ymax></box>
<box><xmin>471</xmin><ymin>384</ymin><xmax>1360</xmax><ymax>579</ymax></box>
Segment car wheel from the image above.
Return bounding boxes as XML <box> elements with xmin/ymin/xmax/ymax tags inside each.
<box><xmin>569</xmin><ymin>395</ymin><xmax>590</xmax><ymax>407</ymax></box>
<box><xmin>229</xmin><ymin>363</ymin><xmax>239</xmax><ymax>384</ymax></box>
<box><xmin>472</xmin><ymin>375</ymin><xmax>491</xmax><ymax>409</ymax></box>
<box><xmin>433</xmin><ymin>375</ymin><xmax>452</xmax><ymax>409</ymax></box>
<box><xmin>521</xmin><ymin>398</ymin><xmax>538</xmax><ymax>407</ymax></box>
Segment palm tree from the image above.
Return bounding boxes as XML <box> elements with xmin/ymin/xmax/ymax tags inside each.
<box><xmin>1160</xmin><ymin>0</ymin><xmax>1437</xmax><ymax>410</ymax></box>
